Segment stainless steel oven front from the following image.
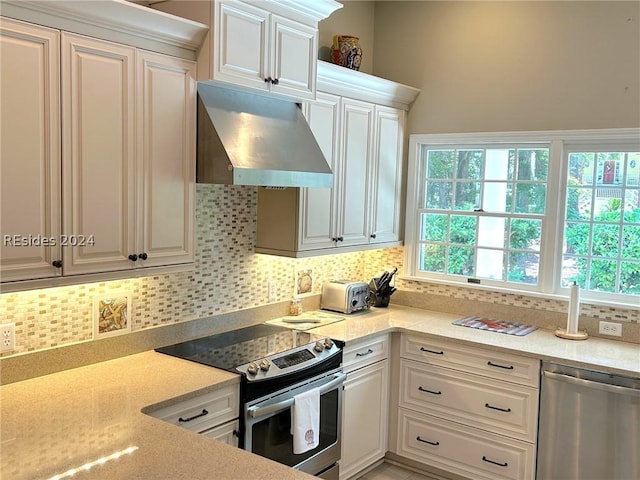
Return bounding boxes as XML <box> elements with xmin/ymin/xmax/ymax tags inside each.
<box><xmin>244</xmin><ymin>368</ymin><xmax>345</xmax><ymax>480</ymax></box>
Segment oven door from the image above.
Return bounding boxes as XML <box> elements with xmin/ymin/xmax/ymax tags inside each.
<box><xmin>244</xmin><ymin>369</ymin><xmax>345</xmax><ymax>476</ymax></box>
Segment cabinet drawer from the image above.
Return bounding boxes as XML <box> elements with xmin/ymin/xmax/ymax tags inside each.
<box><xmin>401</xmin><ymin>334</ymin><xmax>540</xmax><ymax>387</ymax></box>
<box><xmin>201</xmin><ymin>419</ymin><xmax>240</xmax><ymax>447</ymax></box>
<box><xmin>148</xmin><ymin>385</ymin><xmax>239</xmax><ymax>433</ymax></box>
<box><xmin>342</xmin><ymin>334</ymin><xmax>388</xmax><ymax>372</ymax></box>
<box><xmin>399</xmin><ymin>359</ymin><xmax>538</xmax><ymax>442</ymax></box>
<box><xmin>397</xmin><ymin>409</ymin><xmax>535</xmax><ymax>480</ymax></box>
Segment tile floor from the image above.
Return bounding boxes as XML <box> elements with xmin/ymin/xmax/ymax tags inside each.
<box><xmin>356</xmin><ymin>462</ymin><xmax>440</xmax><ymax>480</ymax></box>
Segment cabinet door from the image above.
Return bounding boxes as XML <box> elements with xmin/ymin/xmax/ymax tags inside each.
<box><xmin>270</xmin><ymin>15</ymin><xmax>316</xmax><ymax>100</ymax></box>
<box><xmin>337</xmin><ymin>99</ymin><xmax>373</xmax><ymax>247</ymax></box>
<box><xmin>341</xmin><ymin>360</ymin><xmax>389</xmax><ymax>480</ymax></box>
<box><xmin>300</xmin><ymin>92</ymin><xmax>341</xmax><ymax>250</ymax></box>
<box><xmin>0</xmin><ymin>19</ymin><xmax>62</xmax><ymax>282</ymax></box>
<box><xmin>201</xmin><ymin>419</ymin><xmax>240</xmax><ymax>446</ymax></box>
<box><xmin>61</xmin><ymin>33</ymin><xmax>136</xmax><ymax>275</ymax></box>
<box><xmin>213</xmin><ymin>1</ymin><xmax>269</xmax><ymax>91</ymax></box>
<box><xmin>370</xmin><ymin>106</ymin><xmax>404</xmax><ymax>244</ymax></box>
<box><xmin>137</xmin><ymin>51</ymin><xmax>196</xmax><ymax>267</ymax></box>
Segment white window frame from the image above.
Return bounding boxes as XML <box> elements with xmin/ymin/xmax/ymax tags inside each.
<box><xmin>404</xmin><ymin>128</ymin><xmax>640</xmax><ymax>309</ymax></box>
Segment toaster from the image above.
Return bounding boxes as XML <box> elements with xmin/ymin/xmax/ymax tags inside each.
<box><xmin>321</xmin><ymin>280</ymin><xmax>370</xmax><ymax>314</ymax></box>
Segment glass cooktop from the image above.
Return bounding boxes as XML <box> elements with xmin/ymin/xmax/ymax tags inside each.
<box><xmin>155</xmin><ymin>324</ymin><xmax>324</xmax><ymax>371</ymax></box>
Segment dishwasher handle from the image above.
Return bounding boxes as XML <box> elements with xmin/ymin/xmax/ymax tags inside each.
<box><xmin>543</xmin><ymin>370</ymin><xmax>640</xmax><ymax>397</ymax></box>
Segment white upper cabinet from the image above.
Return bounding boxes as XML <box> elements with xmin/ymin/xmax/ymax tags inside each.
<box><xmin>137</xmin><ymin>51</ymin><xmax>196</xmax><ymax>268</ymax></box>
<box><xmin>268</xmin><ymin>14</ymin><xmax>316</xmax><ymax>99</ymax></box>
<box><xmin>213</xmin><ymin>3</ymin><xmax>317</xmax><ymax>99</ymax></box>
<box><xmin>299</xmin><ymin>92</ymin><xmax>341</xmax><ymax>250</ymax></box>
<box><xmin>62</xmin><ymin>34</ymin><xmax>196</xmax><ymax>276</ymax></box>
<box><xmin>153</xmin><ymin>0</ymin><xmax>340</xmax><ymax>101</ymax></box>
<box><xmin>61</xmin><ymin>33</ymin><xmax>137</xmax><ymax>275</ymax></box>
<box><xmin>337</xmin><ymin>98</ymin><xmax>373</xmax><ymax>247</ymax></box>
<box><xmin>254</xmin><ymin>62</ymin><xmax>419</xmax><ymax>257</ymax></box>
<box><xmin>370</xmin><ymin>106</ymin><xmax>405</xmax><ymax>244</ymax></box>
<box><xmin>0</xmin><ymin>18</ymin><xmax>62</xmax><ymax>282</ymax></box>
<box><xmin>1</xmin><ymin>5</ymin><xmax>202</xmax><ymax>290</ymax></box>
<box><xmin>213</xmin><ymin>1</ymin><xmax>270</xmax><ymax>91</ymax></box>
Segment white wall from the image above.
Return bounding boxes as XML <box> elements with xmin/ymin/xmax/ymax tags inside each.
<box><xmin>373</xmin><ymin>1</ymin><xmax>640</xmax><ymax>134</ymax></box>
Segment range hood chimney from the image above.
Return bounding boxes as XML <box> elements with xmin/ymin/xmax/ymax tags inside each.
<box><xmin>196</xmin><ymin>83</ymin><xmax>333</xmax><ymax>188</ymax></box>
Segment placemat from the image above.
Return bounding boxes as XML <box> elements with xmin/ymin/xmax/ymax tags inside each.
<box><xmin>452</xmin><ymin>316</ymin><xmax>538</xmax><ymax>336</ymax></box>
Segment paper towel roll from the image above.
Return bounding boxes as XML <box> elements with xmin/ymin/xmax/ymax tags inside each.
<box><xmin>567</xmin><ymin>282</ymin><xmax>580</xmax><ymax>334</ymax></box>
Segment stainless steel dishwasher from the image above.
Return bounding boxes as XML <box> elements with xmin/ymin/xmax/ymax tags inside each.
<box><xmin>537</xmin><ymin>362</ymin><xmax>640</xmax><ymax>480</ymax></box>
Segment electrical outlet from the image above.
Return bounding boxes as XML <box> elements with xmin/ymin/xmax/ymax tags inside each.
<box><xmin>0</xmin><ymin>323</ymin><xmax>16</xmax><ymax>353</ymax></box>
<box><xmin>598</xmin><ymin>321</ymin><xmax>622</xmax><ymax>337</ymax></box>
<box><xmin>268</xmin><ymin>280</ymin><xmax>277</xmax><ymax>302</ymax></box>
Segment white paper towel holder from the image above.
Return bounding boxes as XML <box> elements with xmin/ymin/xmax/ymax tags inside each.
<box><xmin>555</xmin><ymin>282</ymin><xmax>588</xmax><ymax>340</ymax></box>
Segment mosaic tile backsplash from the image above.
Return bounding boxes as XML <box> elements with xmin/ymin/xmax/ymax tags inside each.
<box><xmin>1</xmin><ymin>184</ymin><xmax>637</xmax><ymax>356</ymax></box>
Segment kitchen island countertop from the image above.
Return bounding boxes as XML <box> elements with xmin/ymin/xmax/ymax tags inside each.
<box><xmin>1</xmin><ymin>304</ymin><xmax>638</xmax><ymax>480</ymax></box>
<box><xmin>0</xmin><ymin>350</ymin><xmax>316</xmax><ymax>480</ymax></box>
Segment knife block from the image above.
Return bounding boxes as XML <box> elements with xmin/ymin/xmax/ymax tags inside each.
<box><xmin>371</xmin><ymin>293</ymin><xmax>390</xmax><ymax>308</ymax></box>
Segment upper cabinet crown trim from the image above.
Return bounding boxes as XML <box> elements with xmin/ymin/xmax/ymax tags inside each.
<box><xmin>267</xmin><ymin>0</ymin><xmax>343</xmax><ymax>22</ymax></box>
<box><xmin>0</xmin><ymin>0</ymin><xmax>209</xmax><ymax>59</ymax></box>
<box><xmin>317</xmin><ymin>60</ymin><xmax>421</xmax><ymax>110</ymax></box>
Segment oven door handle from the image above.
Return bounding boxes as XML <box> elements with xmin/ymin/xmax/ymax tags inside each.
<box><xmin>247</xmin><ymin>372</ymin><xmax>346</xmax><ymax>419</ymax></box>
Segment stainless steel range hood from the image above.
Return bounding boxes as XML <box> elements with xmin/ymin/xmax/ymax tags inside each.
<box><xmin>196</xmin><ymin>83</ymin><xmax>333</xmax><ymax>188</ymax></box>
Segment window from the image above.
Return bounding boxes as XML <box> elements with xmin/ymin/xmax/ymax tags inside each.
<box><xmin>404</xmin><ymin>130</ymin><xmax>640</xmax><ymax>305</ymax></box>
<box><xmin>563</xmin><ymin>150</ymin><xmax>640</xmax><ymax>295</ymax></box>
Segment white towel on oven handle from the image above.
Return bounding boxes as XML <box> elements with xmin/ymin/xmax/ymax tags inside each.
<box><xmin>291</xmin><ymin>386</ymin><xmax>320</xmax><ymax>454</ymax></box>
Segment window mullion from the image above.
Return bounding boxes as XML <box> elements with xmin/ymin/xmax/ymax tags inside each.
<box><xmin>541</xmin><ymin>139</ymin><xmax>564</xmax><ymax>294</ymax></box>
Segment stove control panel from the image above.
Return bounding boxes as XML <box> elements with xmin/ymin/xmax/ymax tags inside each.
<box><xmin>237</xmin><ymin>338</ymin><xmax>340</xmax><ymax>380</ymax></box>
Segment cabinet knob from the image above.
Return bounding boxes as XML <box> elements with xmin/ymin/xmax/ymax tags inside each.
<box><xmin>370</xmin><ymin>233</ymin><xmax>377</xmax><ymax>239</ymax></box>
<box><xmin>264</xmin><ymin>77</ymin><xmax>271</xmax><ymax>84</ymax></box>
<box><xmin>128</xmin><ymin>254</ymin><xmax>138</xmax><ymax>262</ymax></box>
<box><xmin>138</xmin><ymin>252</ymin><xmax>148</xmax><ymax>260</ymax></box>
<box><xmin>271</xmin><ymin>78</ymin><xmax>279</xmax><ymax>85</ymax></box>
<box><xmin>52</xmin><ymin>260</ymin><xmax>63</xmax><ymax>268</ymax></box>
<box><xmin>332</xmin><ymin>236</ymin><xmax>344</xmax><ymax>243</ymax></box>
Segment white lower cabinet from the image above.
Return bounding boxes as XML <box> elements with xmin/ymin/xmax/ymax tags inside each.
<box><xmin>340</xmin><ymin>335</ymin><xmax>389</xmax><ymax>480</ymax></box>
<box><xmin>201</xmin><ymin>419</ymin><xmax>240</xmax><ymax>446</ymax></box>
<box><xmin>146</xmin><ymin>384</ymin><xmax>239</xmax><ymax>446</ymax></box>
<box><xmin>396</xmin><ymin>335</ymin><xmax>539</xmax><ymax>480</ymax></box>
<box><xmin>397</xmin><ymin>409</ymin><xmax>535</xmax><ymax>480</ymax></box>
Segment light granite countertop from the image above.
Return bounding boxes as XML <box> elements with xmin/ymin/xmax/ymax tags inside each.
<box><xmin>1</xmin><ymin>305</ymin><xmax>638</xmax><ymax>480</ymax></box>
<box><xmin>0</xmin><ymin>351</ymin><xmax>316</xmax><ymax>480</ymax></box>
<box><xmin>309</xmin><ymin>305</ymin><xmax>640</xmax><ymax>377</ymax></box>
